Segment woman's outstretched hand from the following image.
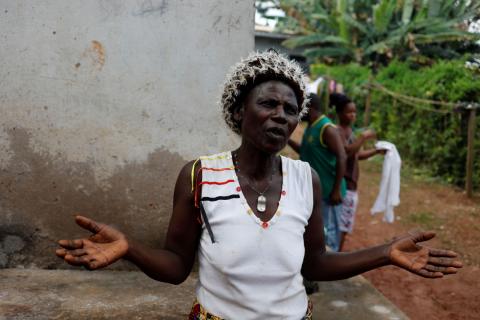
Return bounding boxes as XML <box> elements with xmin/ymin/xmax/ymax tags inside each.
<box><xmin>56</xmin><ymin>215</ymin><xmax>128</xmax><ymax>270</ymax></box>
<box><xmin>389</xmin><ymin>231</ymin><xmax>462</xmax><ymax>278</ymax></box>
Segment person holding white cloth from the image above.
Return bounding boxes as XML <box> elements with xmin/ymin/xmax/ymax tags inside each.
<box><xmin>331</xmin><ymin>93</ymin><xmax>387</xmax><ymax>251</ymax></box>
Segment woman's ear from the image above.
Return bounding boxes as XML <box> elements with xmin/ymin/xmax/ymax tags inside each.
<box><xmin>233</xmin><ymin>105</ymin><xmax>244</xmax><ymax>122</ymax></box>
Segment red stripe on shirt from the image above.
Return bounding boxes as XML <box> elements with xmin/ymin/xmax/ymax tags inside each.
<box><xmin>199</xmin><ymin>179</ymin><xmax>235</xmax><ymax>186</ymax></box>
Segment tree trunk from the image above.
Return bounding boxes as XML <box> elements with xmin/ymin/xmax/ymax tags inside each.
<box><xmin>466</xmin><ymin>107</ymin><xmax>476</xmax><ymax>198</ymax></box>
<box><xmin>363</xmin><ymin>74</ymin><xmax>374</xmax><ymax>126</ymax></box>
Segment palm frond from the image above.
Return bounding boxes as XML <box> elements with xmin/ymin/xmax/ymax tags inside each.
<box><xmin>303</xmin><ymin>46</ymin><xmax>352</xmax><ymax>59</ymax></box>
<box><xmin>282</xmin><ymin>34</ymin><xmax>348</xmax><ymax>49</ymax></box>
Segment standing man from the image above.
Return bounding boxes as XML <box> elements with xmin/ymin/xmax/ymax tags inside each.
<box><xmin>288</xmin><ymin>93</ymin><xmax>346</xmax><ymax>252</ymax></box>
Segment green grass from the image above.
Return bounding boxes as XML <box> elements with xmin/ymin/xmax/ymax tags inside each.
<box><xmin>403</xmin><ymin>211</ymin><xmax>443</xmax><ymax>230</ymax></box>
<box><xmin>399</xmin><ymin>160</ymin><xmax>453</xmax><ymax>187</ymax></box>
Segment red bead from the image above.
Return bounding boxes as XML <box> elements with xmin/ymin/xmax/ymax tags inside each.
<box><xmin>281</xmin><ymin>190</ymin><xmax>286</xmax><ymax>196</ymax></box>
<box><xmin>262</xmin><ymin>221</ymin><xmax>268</xmax><ymax>229</ymax></box>
<box><xmin>236</xmin><ymin>186</ymin><xmax>241</xmax><ymax>192</ymax></box>
<box><xmin>192</xmin><ymin>301</ymin><xmax>200</xmax><ymax>314</ymax></box>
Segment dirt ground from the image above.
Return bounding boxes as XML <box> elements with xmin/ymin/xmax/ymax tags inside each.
<box><xmin>344</xmin><ymin>160</ymin><xmax>480</xmax><ymax>320</ymax></box>
<box><xmin>285</xmin><ymin>126</ymin><xmax>480</xmax><ymax>320</ymax></box>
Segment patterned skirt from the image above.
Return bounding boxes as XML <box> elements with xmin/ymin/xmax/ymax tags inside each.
<box><xmin>188</xmin><ymin>299</ymin><xmax>313</xmax><ymax>320</ymax></box>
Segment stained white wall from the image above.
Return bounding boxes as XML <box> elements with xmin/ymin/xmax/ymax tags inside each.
<box><xmin>0</xmin><ymin>0</ymin><xmax>252</xmax><ymax>183</ymax></box>
<box><xmin>0</xmin><ymin>0</ymin><xmax>253</xmax><ymax>268</ymax></box>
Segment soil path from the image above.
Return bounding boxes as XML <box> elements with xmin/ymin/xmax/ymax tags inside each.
<box><xmin>343</xmin><ymin>161</ymin><xmax>480</xmax><ymax>320</ymax></box>
<box><xmin>285</xmin><ymin>126</ymin><xmax>480</xmax><ymax>320</ymax></box>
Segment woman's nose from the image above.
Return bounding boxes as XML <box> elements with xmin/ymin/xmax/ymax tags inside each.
<box><xmin>272</xmin><ymin>105</ymin><xmax>287</xmax><ymax>122</ymax></box>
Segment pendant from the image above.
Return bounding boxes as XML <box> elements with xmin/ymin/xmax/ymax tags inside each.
<box><xmin>257</xmin><ymin>195</ymin><xmax>267</xmax><ymax>212</ymax></box>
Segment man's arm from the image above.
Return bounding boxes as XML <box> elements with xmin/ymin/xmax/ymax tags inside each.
<box><xmin>288</xmin><ymin>139</ymin><xmax>301</xmax><ymax>154</ymax></box>
<box><xmin>322</xmin><ymin>126</ymin><xmax>346</xmax><ymax>205</ymax></box>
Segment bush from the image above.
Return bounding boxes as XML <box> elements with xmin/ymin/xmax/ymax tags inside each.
<box><xmin>311</xmin><ymin>58</ymin><xmax>480</xmax><ymax>189</ymax></box>
<box><xmin>310</xmin><ymin>63</ymin><xmax>370</xmax><ymax>118</ymax></box>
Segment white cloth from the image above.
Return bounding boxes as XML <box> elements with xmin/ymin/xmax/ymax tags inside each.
<box><xmin>306</xmin><ymin>77</ymin><xmax>324</xmax><ymax>94</ymax></box>
<box><xmin>370</xmin><ymin>141</ymin><xmax>401</xmax><ymax>223</ymax></box>
<box><xmin>196</xmin><ymin>151</ymin><xmax>313</xmax><ymax>319</ymax></box>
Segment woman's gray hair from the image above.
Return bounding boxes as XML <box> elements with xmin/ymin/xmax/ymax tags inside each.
<box><xmin>220</xmin><ymin>50</ymin><xmax>309</xmax><ymax>134</ymax></box>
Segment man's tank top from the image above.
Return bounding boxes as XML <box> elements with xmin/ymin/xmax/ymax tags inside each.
<box><xmin>300</xmin><ymin>115</ymin><xmax>346</xmax><ymax>200</ymax></box>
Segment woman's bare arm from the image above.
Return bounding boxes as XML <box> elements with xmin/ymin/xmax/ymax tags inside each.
<box><xmin>56</xmin><ymin>160</ymin><xmax>202</xmax><ymax>285</ymax></box>
<box><xmin>302</xmin><ymin>168</ymin><xmax>462</xmax><ymax>281</ymax></box>
<box><xmin>124</xmin><ymin>160</ymin><xmax>202</xmax><ymax>283</ymax></box>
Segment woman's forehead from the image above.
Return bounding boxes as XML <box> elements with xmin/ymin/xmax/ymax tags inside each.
<box><xmin>251</xmin><ymin>81</ymin><xmax>296</xmax><ymax>99</ymax></box>
<box><xmin>346</xmin><ymin>102</ymin><xmax>356</xmax><ymax>110</ymax></box>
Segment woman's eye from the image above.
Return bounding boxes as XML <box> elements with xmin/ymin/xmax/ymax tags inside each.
<box><xmin>285</xmin><ymin>105</ymin><xmax>298</xmax><ymax>115</ymax></box>
<box><xmin>261</xmin><ymin>100</ymin><xmax>275</xmax><ymax>107</ymax></box>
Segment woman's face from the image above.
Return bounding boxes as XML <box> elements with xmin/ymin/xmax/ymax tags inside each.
<box><xmin>339</xmin><ymin>102</ymin><xmax>357</xmax><ymax>125</ymax></box>
<box><xmin>236</xmin><ymin>80</ymin><xmax>299</xmax><ymax>153</ymax></box>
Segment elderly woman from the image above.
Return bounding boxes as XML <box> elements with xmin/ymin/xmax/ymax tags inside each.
<box><xmin>56</xmin><ymin>51</ymin><xmax>462</xmax><ymax>320</ymax></box>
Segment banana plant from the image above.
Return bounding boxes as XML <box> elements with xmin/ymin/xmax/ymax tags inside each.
<box><xmin>256</xmin><ymin>0</ymin><xmax>480</xmax><ymax>125</ymax></box>
<box><xmin>257</xmin><ymin>0</ymin><xmax>480</xmax><ymax>66</ymax></box>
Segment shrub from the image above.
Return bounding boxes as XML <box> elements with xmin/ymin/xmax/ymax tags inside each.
<box><xmin>311</xmin><ymin>58</ymin><xmax>480</xmax><ymax>189</ymax></box>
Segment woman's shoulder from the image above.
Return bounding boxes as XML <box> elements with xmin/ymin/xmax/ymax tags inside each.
<box><xmin>198</xmin><ymin>151</ymin><xmax>232</xmax><ymax>161</ymax></box>
<box><xmin>281</xmin><ymin>156</ymin><xmax>319</xmax><ymax>185</ymax></box>
<box><xmin>281</xmin><ymin>155</ymin><xmax>312</xmax><ymax>174</ymax></box>
<box><xmin>281</xmin><ymin>154</ymin><xmax>307</xmax><ymax>164</ymax></box>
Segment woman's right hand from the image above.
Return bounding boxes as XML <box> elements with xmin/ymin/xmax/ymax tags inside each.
<box><xmin>56</xmin><ymin>215</ymin><xmax>128</xmax><ymax>270</ymax></box>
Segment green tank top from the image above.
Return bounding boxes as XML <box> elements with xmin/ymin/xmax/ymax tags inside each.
<box><xmin>300</xmin><ymin>115</ymin><xmax>346</xmax><ymax>200</ymax></box>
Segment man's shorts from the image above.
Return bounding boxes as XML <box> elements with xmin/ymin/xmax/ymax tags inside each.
<box><xmin>339</xmin><ymin>190</ymin><xmax>359</xmax><ymax>234</ymax></box>
<box><xmin>322</xmin><ymin>199</ymin><xmax>343</xmax><ymax>252</ymax></box>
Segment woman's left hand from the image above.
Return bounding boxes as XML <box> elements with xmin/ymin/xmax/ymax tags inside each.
<box><xmin>388</xmin><ymin>231</ymin><xmax>462</xmax><ymax>278</ymax></box>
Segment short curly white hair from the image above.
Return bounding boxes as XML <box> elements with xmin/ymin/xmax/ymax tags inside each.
<box><xmin>220</xmin><ymin>50</ymin><xmax>309</xmax><ymax>134</ymax></box>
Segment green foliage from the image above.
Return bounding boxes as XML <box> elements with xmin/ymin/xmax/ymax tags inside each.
<box><xmin>310</xmin><ymin>62</ymin><xmax>370</xmax><ymax>116</ymax></box>
<box><xmin>372</xmin><ymin>59</ymin><xmax>480</xmax><ymax>188</ymax></box>
<box><xmin>311</xmin><ymin>58</ymin><xmax>480</xmax><ymax>189</ymax></box>
<box><xmin>257</xmin><ymin>0</ymin><xmax>480</xmax><ymax>66</ymax></box>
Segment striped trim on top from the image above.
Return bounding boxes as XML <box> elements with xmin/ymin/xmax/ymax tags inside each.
<box><xmin>201</xmin><ymin>194</ymin><xmax>240</xmax><ymax>202</ymax></box>
<box><xmin>199</xmin><ymin>179</ymin><xmax>235</xmax><ymax>186</ymax></box>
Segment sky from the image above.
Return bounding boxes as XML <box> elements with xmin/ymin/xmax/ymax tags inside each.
<box><xmin>255</xmin><ymin>2</ymin><xmax>282</xmax><ymax>27</ymax></box>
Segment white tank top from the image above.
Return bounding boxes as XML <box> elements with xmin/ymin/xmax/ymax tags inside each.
<box><xmin>195</xmin><ymin>151</ymin><xmax>314</xmax><ymax>319</ymax></box>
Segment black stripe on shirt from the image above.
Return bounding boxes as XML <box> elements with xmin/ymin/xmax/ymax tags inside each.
<box><xmin>201</xmin><ymin>194</ymin><xmax>240</xmax><ymax>202</ymax></box>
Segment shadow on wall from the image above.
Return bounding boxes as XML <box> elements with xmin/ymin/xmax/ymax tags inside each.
<box><xmin>0</xmin><ymin>127</ymin><xmax>186</xmax><ymax>269</ymax></box>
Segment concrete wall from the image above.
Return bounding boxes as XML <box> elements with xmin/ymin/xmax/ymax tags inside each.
<box><xmin>0</xmin><ymin>0</ymin><xmax>253</xmax><ymax>269</ymax></box>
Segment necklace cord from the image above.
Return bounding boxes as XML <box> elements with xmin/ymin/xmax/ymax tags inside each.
<box><xmin>232</xmin><ymin>151</ymin><xmax>280</xmax><ymax>213</ymax></box>
<box><xmin>232</xmin><ymin>152</ymin><xmax>277</xmax><ymax>195</ymax></box>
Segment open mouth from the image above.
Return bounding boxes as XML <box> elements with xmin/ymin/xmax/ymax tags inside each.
<box><xmin>265</xmin><ymin>127</ymin><xmax>285</xmax><ymax>139</ymax></box>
